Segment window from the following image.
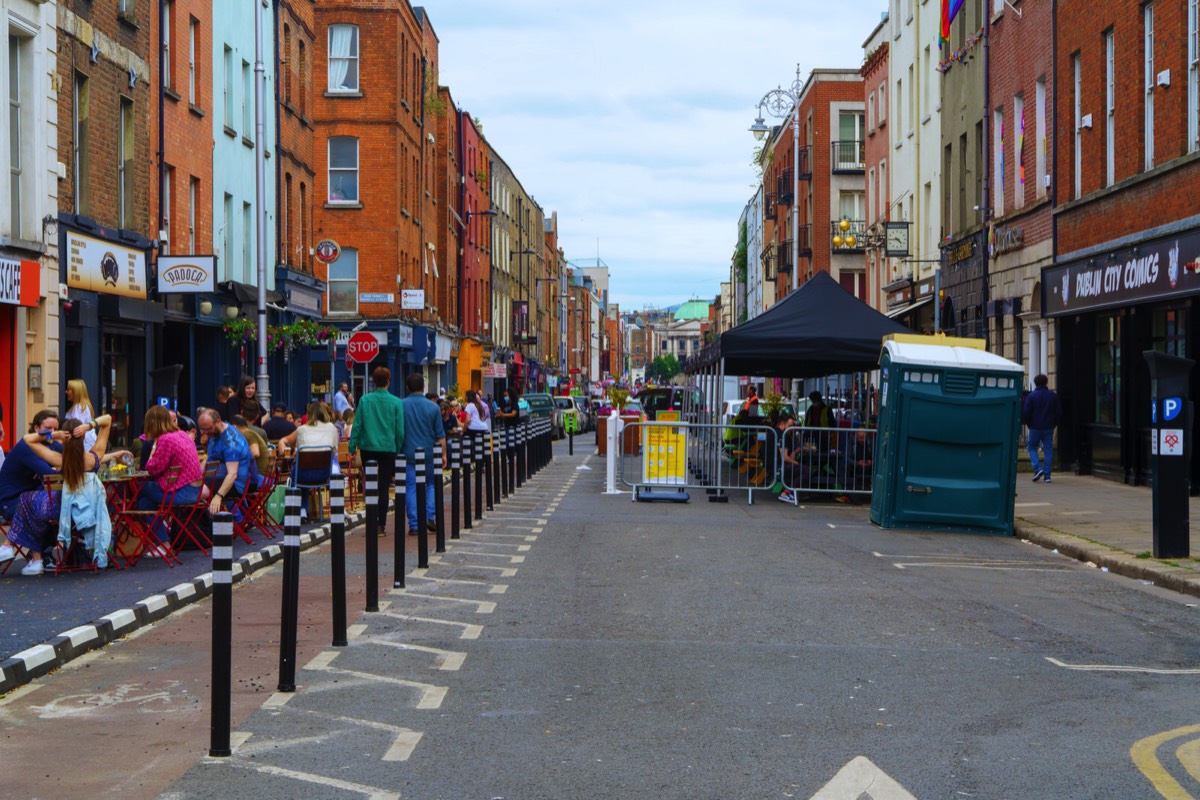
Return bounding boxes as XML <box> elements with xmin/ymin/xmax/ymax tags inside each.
<box><xmin>328</xmin><ymin>24</ymin><xmax>359</xmax><ymax>93</ymax></box>
<box><xmin>161</xmin><ymin>165</ymin><xmax>172</xmax><ymax>253</ymax></box>
<box><xmin>188</xmin><ymin>18</ymin><xmax>197</xmax><ymax>103</ymax></box>
<box><xmin>223</xmin><ymin>46</ymin><xmax>233</xmax><ymax>127</ymax></box>
<box><xmin>1013</xmin><ymin>94</ymin><xmax>1025</xmax><ymax>209</ymax></box>
<box><xmin>73</xmin><ymin>71</ymin><xmax>90</xmax><ymax>215</ymax></box>
<box><xmin>895</xmin><ymin>78</ymin><xmax>903</xmax><ymax>133</ymax></box>
<box><xmin>328</xmin><ymin>136</ymin><xmax>358</xmax><ymax>203</ymax></box>
<box><xmin>839</xmin><ymin>190</ymin><xmax>864</xmax><ymax>221</ymax></box>
<box><xmin>242</xmin><ymin>60</ymin><xmax>251</xmax><ymax>136</ymax></box>
<box><xmin>836</xmin><ymin>112</ymin><xmax>865</xmax><ymax>169</ymax></box>
<box><xmin>1080</xmin><ymin>56</ymin><xmax>1089</xmax><ymax>199</ymax></box>
<box><xmin>878</xmin><ymin>83</ymin><xmax>886</xmax><ymax>123</ymax></box>
<box><xmin>328</xmin><ymin>248</ymin><xmax>358</xmax><ymax>313</ymax></box>
<box><xmin>1191</xmin><ymin>0</ymin><xmax>1199</xmax><ymax>152</ymax></box>
<box><xmin>868</xmin><ymin>167</ymin><xmax>876</xmax><ymax>222</ymax></box>
<box><xmin>223</xmin><ymin>193</ymin><xmax>233</xmax><ymax>279</ymax></box>
<box><xmin>119</xmin><ymin>98</ymin><xmax>134</xmax><ymax>228</ymax></box>
<box><xmin>8</xmin><ymin>34</ymin><xmax>24</xmax><ymax>237</ymax></box>
<box><xmin>993</xmin><ymin>107</ymin><xmax>1004</xmax><ymax>217</ymax></box>
<box><xmin>162</xmin><ymin>1</ymin><xmax>172</xmax><ymax>89</ymax></box>
<box><xmin>298</xmin><ymin>40</ymin><xmax>306</xmax><ymax>117</ymax></box>
<box><xmin>924</xmin><ymin>45</ymin><xmax>932</xmax><ymax>116</ymax></box>
<box><xmin>283</xmin><ymin>172</ymin><xmax>291</xmax><ymax>263</ymax></box>
<box><xmin>243</xmin><ymin>201</ymin><xmax>252</xmax><ymax>282</ymax></box>
<box><xmin>1152</xmin><ymin>308</ymin><xmax>1188</xmax><ymax>358</ymax></box>
<box><xmin>1144</xmin><ymin>4</ymin><xmax>1155</xmax><ymax>171</ymax></box>
<box><xmin>1095</xmin><ymin>314</ymin><xmax>1121</xmax><ymax>425</ymax></box>
<box><xmin>1036</xmin><ymin>78</ymin><xmax>1047</xmax><ymax>197</ymax></box>
<box><xmin>283</xmin><ymin>24</ymin><xmax>291</xmax><ymax>106</ymax></box>
<box><xmin>188</xmin><ymin>177</ymin><xmax>197</xmax><ymax>253</ymax></box>
<box><xmin>868</xmin><ymin>93</ymin><xmax>875</xmax><ymax>131</ymax></box>
<box><xmin>879</xmin><ymin>160</ymin><xmax>888</xmax><ymax>219</ymax></box>
<box><xmin>1105</xmin><ymin>30</ymin><xmax>1115</xmax><ymax>187</ymax></box>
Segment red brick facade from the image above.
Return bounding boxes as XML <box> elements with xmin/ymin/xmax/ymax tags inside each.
<box><xmin>277</xmin><ymin>0</ymin><xmax>317</xmax><ymax>276</ymax></box>
<box><xmin>433</xmin><ymin>85</ymin><xmax>460</xmax><ymax>326</ymax></box>
<box><xmin>862</xmin><ymin>40</ymin><xmax>890</xmax><ymax>311</ymax></box>
<box><xmin>460</xmin><ymin>114</ymin><xmax>490</xmax><ymax>336</ymax></box>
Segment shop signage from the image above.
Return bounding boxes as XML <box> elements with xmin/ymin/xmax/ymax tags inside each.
<box><xmin>314</xmin><ymin>239</ymin><xmax>341</xmax><ymax>264</ymax></box>
<box><xmin>989</xmin><ymin>224</ymin><xmax>1025</xmax><ymax>257</ymax></box>
<box><xmin>1043</xmin><ymin>229</ymin><xmax>1200</xmax><ymax>317</ymax></box>
<box><xmin>347</xmin><ymin>331</ymin><xmax>380</xmax><ymax>363</ymax></box>
<box><xmin>287</xmin><ymin>285</ymin><xmax>323</xmax><ymax>317</ymax></box>
<box><xmin>358</xmin><ymin>292</ymin><xmax>394</xmax><ymax>304</ymax></box>
<box><xmin>484</xmin><ymin>364</ymin><xmax>507</xmax><ymax>378</ymax></box>
<box><xmin>157</xmin><ymin>255</ymin><xmax>216</xmax><ymax>294</ymax></box>
<box><xmin>945</xmin><ymin>238</ymin><xmax>976</xmax><ymax>267</ymax></box>
<box><xmin>513</xmin><ymin>300</ymin><xmax>529</xmax><ymax>342</ymax></box>
<box><xmin>335</xmin><ymin>330</ymin><xmax>386</xmax><ymax>347</ymax></box>
<box><xmin>397</xmin><ymin>324</ymin><xmax>414</xmax><ymax>348</ymax></box>
<box><xmin>434</xmin><ymin>334</ymin><xmax>452</xmax><ymax>363</ymax></box>
<box><xmin>401</xmin><ymin>289</ymin><xmax>424</xmax><ymax>310</ymax></box>
<box><xmin>0</xmin><ymin>257</ymin><xmax>41</xmax><ymax>307</ymax></box>
<box><xmin>65</xmin><ymin>230</ymin><xmax>147</xmax><ymax>299</ymax></box>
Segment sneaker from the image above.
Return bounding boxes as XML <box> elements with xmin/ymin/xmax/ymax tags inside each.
<box><xmin>835</xmin><ymin>495</ymin><xmax>851</xmax><ymax>504</ymax></box>
<box><xmin>426</xmin><ymin>520</ymin><xmax>437</xmax><ymax>533</ymax></box>
<box><xmin>143</xmin><ymin>541</ymin><xmax>171</xmax><ymax>559</ymax></box>
<box><xmin>0</xmin><ymin>543</ymin><xmax>15</xmax><ymax>561</ymax></box>
<box><xmin>778</xmin><ymin>491</ymin><xmax>794</xmax><ymax>503</ymax></box>
<box><xmin>1031</xmin><ymin>470</ymin><xmax>1044</xmax><ymax>483</ymax></box>
<box><xmin>21</xmin><ymin>560</ymin><xmax>43</xmax><ymax>576</ymax></box>
<box><xmin>1043</xmin><ymin>476</ymin><xmax>1052</xmax><ymax>483</ymax></box>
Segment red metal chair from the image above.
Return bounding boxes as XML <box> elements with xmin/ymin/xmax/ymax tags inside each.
<box><xmin>111</xmin><ymin>466</ymin><xmax>184</xmax><ymax>567</ymax></box>
<box><xmin>45</xmin><ymin>475</ymin><xmax>101</xmax><ymax>575</ymax></box>
<box><xmin>170</xmin><ymin>461</ymin><xmax>220</xmax><ymax>554</ymax></box>
<box><xmin>0</xmin><ymin>517</ymin><xmax>30</xmax><ymax>575</ymax></box>
<box><xmin>241</xmin><ymin>453</ymin><xmax>281</xmax><ymax>538</ymax></box>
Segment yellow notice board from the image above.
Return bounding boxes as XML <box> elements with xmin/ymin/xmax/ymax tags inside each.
<box><xmin>644</xmin><ymin>413</ymin><xmax>687</xmax><ymax>486</ymax></box>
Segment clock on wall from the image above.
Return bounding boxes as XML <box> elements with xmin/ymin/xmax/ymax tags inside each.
<box><xmin>885</xmin><ymin>221</ymin><xmax>910</xmax><ymax>258</ymax></box>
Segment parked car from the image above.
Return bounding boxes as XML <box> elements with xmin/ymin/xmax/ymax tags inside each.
<box><xmin>552</xmin><ymin>396</ymin><xmax>576</xmax><ymax>438</ymax></box>
<box><xmin>523</xmin><ymin>393</ymin><xmax>555</xmax><ymax>427</ymax></box>
<box><xmin>571</xmin><ymin>395</ymin><xmax>594</xmax><ymax>432</ymax></box>
<box><xmin>637</xmin><ymin>386</ymin><xmax>704</xmax><ymax>422</ymax></box>
<box><xmin>622</xmin><ymin>398</ymin><xmax>646</xmax><ymax>421</ymax></box>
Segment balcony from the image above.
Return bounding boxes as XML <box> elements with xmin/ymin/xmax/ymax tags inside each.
<box><xmin>764</xmin><ymin>192</ymin><xmax>777</xmax><ymax>217</ymax></box>
<box><xmin>796</xmin><ymin>145</ymin><xmax>812</xmax><ymax>181</ymax></box>
<box><xmin>777</xmin><ymin>242</ymin><xmax>793</xmax><ymax>274</ymax></box>
<box><xmin>831</xmin><ymin>140</ymin><xmax>866</xmax><ymax>173</ymax></box>
<box><xmin>775</xmin><ymin>226</ymin><xmax>814</xmax><ymax>273</ymax></box>
<box><xmin>776</xmin><ymin>169</ymin><xmax>793</xmax><ymax>205</ymax></box>
<box><xmin>829</xmin><ymin>219</ymin><xmax>868</xmax><ymax>253</ymax></box>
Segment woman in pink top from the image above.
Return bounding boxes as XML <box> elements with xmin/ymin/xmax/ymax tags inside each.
<box><xmin>138</xmin><ymin>406</ymin><xmax>207</xmax><ymax>543</ymax></box>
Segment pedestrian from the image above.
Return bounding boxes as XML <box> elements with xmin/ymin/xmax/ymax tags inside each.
<box><xmin>65</xmin><ymin>379</ymin><xmax>98</xmax><ymax>452</ymax></box>
<box><xmin>1023</xmin><ymin>374</ymin><xmax>1062</xmax><ymax>483</ymax></box>
<box><xmin>402</xmin><ymin>373</ymin><xmax>447</xmax><ymax>535</ymax></box>
<box><xmin>464</xmin><ymin>389</ymin><xmax>490</xmax><ymax>438</ymax></box>
<box><xmin>348</xmin><ymin>366</ymin><xmax>406</xmax><ymax>532</ymax></box>
<box><xmin>439</xmin><ymin>400</ymin><xmax>460</xmax><ymax>437</ymax></box>
<box><xmin>332</xmin><ymin>381</ymin><xmax>355</xmax><ymax>416</ymax></box>
<box><xmin>495</xmin><ymin>387</ymin><xmax>521</xmax><ymax>428</ymax></box>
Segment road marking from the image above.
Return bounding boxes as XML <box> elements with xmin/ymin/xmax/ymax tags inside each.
<box><xmin>1178</xmin><ymin>739</ymin><xmax>1200</xmax><ymax>784</ymax></box>
<box><xmin>389</xmin><ymin>592</ymin><xmax>497</xmax><ymax>613</ymax></box>
<box><xmin>1014</xmin><ymin>502</ymin><xmax>1053</xmax><ymax>507</ymax></box>
<box><xmin>302</xmin><ymin>662</ymin><xmax>447</xmax><ymax>709</ymax></box>
<box><xmin>810</xmin><ymin>755</ymin><xmax>917</xmax><ymax>799</ymax></box>
<box><xmin>217</xmin><ymin>761</ymin><xmax>400</xmax><ymax>800</ymax></box>
<box><xmin>406</xmin><ymin>574</ymin><xmax>503</xmax><ymax>590</ymax></box>
<box><xmin>263</xmin><ymin>692</ymin><xmax>294</xmax><ymax>709</ymax></box>
<box><xmin>434</xmin><ymin>550</ymin><xmax>524</xmax><ymax>564</ymax></box>
<box><xmin>1059</xmin><ymin>510</ymin><xmax>1101</xmax><ymax>516</ymax></box>
<box><xmin>1047</xmin><ymin>657</ymin><xmax>1200</xmax><ymax>675</ymax></box>
<box><xmin>368</xmin><ymin>640</ymin><xmax>466</xmax><ymax>670</ymax></box>
<box><xmin>305</xmin><ymin>651</ymin><xmax>339</xmax><ymax>670</ymax></box>
<box><xmin>1131</xmin><ymin>724</ymin><xmax>1200</xmax><ymax>800</ymax></box>
<box><xmin>383</xmin><ymin>730</ymin><xmax>424</xmax><ymax>762</ymax></box>
<box><xmin>347</xmin><ymin>624</ymin><xmax>368</xmax><ymax>640</ymax></box>
<box><xmin>377</xmin><ymin>611</ymin><xmax>483</xmax><ymax>639</ymax></box>
<box><xmin>893</xmin><ymin>561</ymin><xmax>1066</xmax><ymax>571</ymax></box>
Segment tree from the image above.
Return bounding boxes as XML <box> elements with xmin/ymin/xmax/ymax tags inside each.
<box><xmin>649</xmin><ymin>354</ymin><xmax>681</xmax><ymax>383</ymax></box>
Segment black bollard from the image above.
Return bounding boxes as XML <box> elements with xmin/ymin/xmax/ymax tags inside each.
<box><xmin>507</xmin><ymin>425</ymin><xmax>516</xmax><ymax>494</ymax></box>
<box><xmin>434</xmin><ymin>443</ymin><xmax>446</xmax><ymax>554</ymax></box>
<box><xmin>499</xmin><ymin>426</ymin><xmax>510</xmax><ymax>499</ymax></box>
<box><xmin>364</xmin><ymin>461</ymin><xmax>379</xmax><ymax>612</ymax></box>
<box><xmin>462</xmin><ymin>437</ymin><xmax>473</xmax><ymax>530</ymax></box>
<box><xmin>473</xmin><ymin>435</ymin><xmax>484</xmax><ymax>519</ymax></box>
<box><xmin>393</xmin><ymin>453</ymin><xmax>406</xmax><ymax>588</ymax></box>
<box><xmin>209</xmin><ymin>512</ymin><xmax>234</xmax><ymax>757</ymax></box>
<box><xmin>450</xmin><ymin>437</ymin><xmax>461</xmax><ymax>539</ymax></box>
<box><xmin>330</xmin><ymin>475</ymin><xmax>348</xmax><ymax>647</ymax></box>
<box><xmin>416</xmin><ymin>448</ymin><xmax>429</xmax><ymax>569</ymax></box>
<box><xmin>491</xmin><ymin>429</ymin><xmax>501</xmax><ymax>504</ymax></box>
<box><xmin>569</xmin><ymin>417</ymin><xmax>574</xmax><ymax>456</ymax></box>
<box><xmin>484</xmin><ymin>432</ymin><xmax>494</xmax><ymax>512</ymax></box>
<box><xmin>278</xmin><ymin>487</ymin><xmax>301</xmax><ymax>692</ymax></box>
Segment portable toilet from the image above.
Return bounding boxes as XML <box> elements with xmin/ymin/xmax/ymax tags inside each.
<box><xmin>870</xmin><ymin>337</ymin><xmax>1024</xmax><ymax>535</ymax></box>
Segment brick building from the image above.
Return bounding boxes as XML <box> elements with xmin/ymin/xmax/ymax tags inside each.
<box><xmin>1046</xmin><ymin>0</ymin><xmax>1200</xmax><ymax>485</ymax></box>
<box><xmin>455</xmin><ymin>110</ymin><xmax>490</xmax><ymax>393</ymax></box>
<box><xmin>861</xmin><ymin>23</ymin><xmax>892</xmax><ymax>315</ymax></box>
<box><xmin>57</xmin><ymin>0</ymin><xmax>159</xmax><ymax>448</ymax></box>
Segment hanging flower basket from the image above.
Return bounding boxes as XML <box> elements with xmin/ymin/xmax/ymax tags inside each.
<box><xmin>224</xmin><ymin>318</ymin><xmax>338</xmax><ymax>352</ymax></box>
<box><xmin>223</xmin><ymin>318</ymin><xmax>258</xmax><ymax>345</ymax></box>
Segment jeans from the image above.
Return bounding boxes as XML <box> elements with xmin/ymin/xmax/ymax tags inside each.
<box><xmin>405</xmin><ymin>456</ymin><xmax>438</xmax><ymax>531</ymax></box>
<box><xmin>137</xmin><ymin>481</ymin><xmax>202</xmax><ymax>542</ymax></box>
<box><xmin>358</xmin><ymin>450</ymin><xmax>397</xmax><ymax>530</ymax></box>
<box><xmin>1027</xmin><ymin>428</ymin><xmax>1054</xmax><ymax>478</ymax></box>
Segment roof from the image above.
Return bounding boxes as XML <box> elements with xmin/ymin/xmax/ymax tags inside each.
<box><xmin>883</xmin><ymin>341</ymin><xmax>1023</xmax><ymax>373</ymax></box>
<box><xmin>673</xmin><ymin>300</ymin><xmax>710</xmax><ymax>321</ymax></box>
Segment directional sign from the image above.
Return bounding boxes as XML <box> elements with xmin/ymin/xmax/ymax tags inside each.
<box><xmin>810</xmin><ymin>756</ymin><xmax>917</xmax><ymax>800</ymax></box>
<box><xmin>347</xmin><ymin>331</ymin><xmax>380</xmax><ymax>364</ymax></box>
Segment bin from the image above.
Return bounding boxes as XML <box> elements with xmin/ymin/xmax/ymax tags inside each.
<box><xmin>597</xmin><ymin>413</ymin><xmax>643</xmax><ymax>456</ymax></box>
<box><xmin>869</xmin><ymin>337</ymin><xmax>1024</xmax><ymax>535</ymax></box>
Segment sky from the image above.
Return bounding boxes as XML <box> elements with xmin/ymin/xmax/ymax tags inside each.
<box><xmin>422</xmin><ymin>1</ymin><xmax>887</xmax><ymax>312</ymax></box>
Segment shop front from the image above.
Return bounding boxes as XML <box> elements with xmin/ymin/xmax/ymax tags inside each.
<box><xmin>0</xmin><ymin>255</ymin><xmax>42</xmax><ymax>439</ymax></box>
<box><xmin>1044</xmin><ymin>227</ymin><xmax>1200</xmax><ymax>486</ymax></box>
<box><xmin>456</xmin><ymin>337</ymin><xmax>486</xmax><ymax>393</ymax></box>
<box><xmin>59</xmin><ymin>215</ymin><xmax>160</xmax><ymax>450</ymax></box>
<box><xmin>939</xmin><ymin>231</ymin><xmax>988</xmax><ymax>342</ymax></box>
<box><xmin>884</xmin><ymin>276</ymin><xmax>936</xmax><ymax>332</ymax></box>
<box><xmin>276</xmin><ymin>266</ymin><xmax>328</xmax><ymax>408</ymax></box>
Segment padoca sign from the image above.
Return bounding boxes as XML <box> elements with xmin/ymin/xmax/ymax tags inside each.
<box><xmin>347</xmin><ymin>331</ymin><xmax>380</xmax><ymax>363</ymax></box>
<box><xmin>157</xmin><ymin>255</ymin><xmax>217</xmax><ymax>293</ymax></box>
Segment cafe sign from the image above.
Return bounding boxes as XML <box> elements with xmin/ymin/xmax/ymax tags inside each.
<box><xmin>157</xmin><ymin>255</ymin><xmax>217</xmax><ymax>294</ymax></box>
<box><xmin>0</xmin><ymin>257</ymin><xmax>41</xmax><ymax>307</ymax></box>
<box><xmin>65</xmin><ymin>230</ymin><xmax>147</xmax><ymax>299</ymax></box>
<box><xmin>1043</xmin><ymin>229</ymin><xmax>1200</xmax><ymax>318</ymax></box>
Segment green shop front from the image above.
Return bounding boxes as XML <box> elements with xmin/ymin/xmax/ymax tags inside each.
<box><xmin>1045</xmin><ymin>227</ymin><xmax>1200</xmax><ymax>487</ymax></box>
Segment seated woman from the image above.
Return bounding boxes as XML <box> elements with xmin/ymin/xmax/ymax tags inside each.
<box><xmin>278</xmin><ymin>401</ymin><xmax>340</xmax><ymax>521</ymax></box>
<box><xmin>17</xmin><ymin>415</ymin><xmax>113</xmax><ymax>574</ymax></box>
<box><xmin>139</xmin><ymin>405</ymin><xmax>207</xmax><ymax>546</ymax></box>
<box><xmin>0</xmin><ymin>410</ymin><xmax>61</xmax><ymax>573</ymax></box>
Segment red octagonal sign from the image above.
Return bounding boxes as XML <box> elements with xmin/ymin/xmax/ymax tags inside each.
<box><xmin>347</xmin><ymin>331</ymin><xmax>380</xmax><ymax>364</ymax></box>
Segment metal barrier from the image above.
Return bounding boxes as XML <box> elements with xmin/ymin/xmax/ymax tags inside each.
<box><xmin>615</xmin><ymin>421</ymin><xmax>779</xmax><ymax>504</ymax></box>
<box><xmin>778</xmin><ymin>425</ymin><xmax>876</xmax><ymax>500</ymax></box>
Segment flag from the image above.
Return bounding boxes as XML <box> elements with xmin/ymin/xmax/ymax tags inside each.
<box><xmin>940</xmin><ymin>0</ymin><xmax>967</xmax><ymax>45</ymax></box>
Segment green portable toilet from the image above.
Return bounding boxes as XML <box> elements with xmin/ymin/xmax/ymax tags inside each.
<box><xmin>870</xmin><ymin>337</ymin><xmax>1024</xmax><ymax>535</ymax></box>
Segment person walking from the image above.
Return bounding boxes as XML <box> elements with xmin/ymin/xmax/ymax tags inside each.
<box><xmin>348</xmin><ymin>367</ymin><xmax>406</xmax><ymax>531</ymax></box>
<box><xmin>402</xmin><ymin>373</ymin><xmax>446</xmax><ymax>535</ymax></box>
<box><xmin>1023</xmin><ymin>374</ymin><xmax>1062</xmax><ymax>483</ymax></box>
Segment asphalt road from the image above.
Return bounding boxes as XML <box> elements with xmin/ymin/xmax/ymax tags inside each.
<box><xmin>105</xmin><ymin>444</ymin><xmax>1200</xmax><ymax>797</ymax></box>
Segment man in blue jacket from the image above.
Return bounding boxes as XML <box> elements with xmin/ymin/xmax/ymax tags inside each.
<box><xmin>403</xmin><ymin>373</ymin><xmax>447</xmax><ymax>534</ymax></box>
<box><xmin>1023</xmin><ymin>374</ymin><xmax>1062</xmax><ymax>483</ymax></box>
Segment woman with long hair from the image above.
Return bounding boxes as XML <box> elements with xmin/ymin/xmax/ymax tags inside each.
<box><xmin>16</xmin><ymin>414</ymin><xmax>113</xmax><ymax>574</ymax></box>
<box><xmin>464</xmin><ymin>389</ymin><xmax>490</xmax><ymax>437</ymax></box>
<box><xmin>139</xmin><ymin>405</ymin><xmax>206</xmax><ymax>548</ymax></box>
<box><xmin>225</xmin><ymin>375</ymin><xmax>265</xmax><ymax>427</ymax></box>
<box><xmin>65</xmin><ymin>379</ymin><xmax>97</xmax><ymax>451</ymax></box>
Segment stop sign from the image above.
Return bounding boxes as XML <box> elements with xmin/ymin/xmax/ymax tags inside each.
<box><xmin>347</xmin><ymin>331</ymin><xmax>380</xmax><ymax>364</ymax></box>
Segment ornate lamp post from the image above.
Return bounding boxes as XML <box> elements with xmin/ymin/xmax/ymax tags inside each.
<box><xmin>751</xmin><ymin>64</ymin><xmax>804</xmax><ymax>293</ymax></box>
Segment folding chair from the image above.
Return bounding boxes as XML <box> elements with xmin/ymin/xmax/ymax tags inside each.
<box><xmin>291</xmin><ymin>446</ymin><xmax>334</xmax><ymax>523</ymax></box>
<box><xmin>338</xmin><ymin>441</ymin><xmax>361</xmax><ymax>512</ymax></box>
<box><xmin>242</xmin><ymin>453</ymin><xmax>281</xmax><ymax>538</ymax></box>
<box><xmin>0</xmin><ymin>516</ymin><xmax>31</xmax><ymax>575</ymax></box>
<box><xmin>111</xmin><ymin>466</ymin><xmax>184</xmax><ymax>567</ymax></box>
<box><xmin>43</xmin><ymin>475</ymin><xmax>102</xmax><ymax>575</ymax></box>
<box><xmin>171</xmin><ymin>461</ymin><xmax>220</xmax><ymax>553</ymax></box>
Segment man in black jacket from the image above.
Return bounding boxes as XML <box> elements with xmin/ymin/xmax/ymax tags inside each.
<box><xmin>1023</xmin><ymin>374</ymin><xmax>1062</xmax><ymax>483</ymax></box>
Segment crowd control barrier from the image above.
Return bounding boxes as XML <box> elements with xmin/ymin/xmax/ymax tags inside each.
<box><xmin>778</xmin><ymin>426</ymin><xmax>876</xmax><ymax>502</ymax></box>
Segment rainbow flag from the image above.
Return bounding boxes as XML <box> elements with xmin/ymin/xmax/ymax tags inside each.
<box><xmin>940</xmin><ymin>0</ymin><xmax>966</xmax><ymax>45</ymax></box>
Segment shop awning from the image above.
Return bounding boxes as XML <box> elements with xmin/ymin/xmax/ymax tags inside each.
<box><xmin>885</xmin><ymin>296</ymin><xmax>933</xmax><ymax>319</ymax></box>
<box><xmin>221</xmin><ymin>280</ymin><xmax>285</xmax><ymax>307</ymax></box>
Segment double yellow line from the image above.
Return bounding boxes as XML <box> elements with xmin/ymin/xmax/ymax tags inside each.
<box><xmin>1132</xmin><ymin>724</ymin><xmax>1200</xmax><ymax>798</ymax></box>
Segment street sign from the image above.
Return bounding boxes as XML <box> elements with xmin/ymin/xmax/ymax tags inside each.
<box><xmin>347</xmin><ymin>331</ymin><xmax>380</xmax><ymax>363</ymax></box>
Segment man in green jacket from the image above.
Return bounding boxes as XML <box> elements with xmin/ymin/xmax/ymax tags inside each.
<box><xmin>349</xmin><ymin>366</ymin><xmax>406</xmax><ymax>530</ymax></box>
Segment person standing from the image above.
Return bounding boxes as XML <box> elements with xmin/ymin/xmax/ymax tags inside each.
<box><xmin>333</xmin><ymin>381</ymin><xmax>355</xmax><ymax>416</ymax></box>
<box><xmin>403</xmin><ymin>373</ymin><xmax>447</xmax><ymax>535</ymax></box>
<box><xmin>348</xmin><ymin>367</ymin><xmax>406</xmax><ymax>532</ymax></box>
<box><xmin>1024</xmin><ymin>374</ymin><xmax>1062</xmax><ymax>483</ymax></box>
<box><xmin>65</xmin><ymin>379</ymin><xmax>97</xmax><ymax>452</ymax></box>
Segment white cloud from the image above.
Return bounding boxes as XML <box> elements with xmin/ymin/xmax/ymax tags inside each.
<box><xmin>423</xmin><ymin>0</ymin><xmax>885</xmax><ymax>308</ymax></box>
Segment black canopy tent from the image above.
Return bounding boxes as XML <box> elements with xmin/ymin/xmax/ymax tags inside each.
<box><xmin>701</xmin><ymin>271</ymin><xmax>910</xmax><ymax>378</ymax></box>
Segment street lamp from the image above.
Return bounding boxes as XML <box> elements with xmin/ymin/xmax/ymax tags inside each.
<box><xmin>751</xmin><ymin>64</ymin><xmax>804</xmax><ymax>293</ymax></box>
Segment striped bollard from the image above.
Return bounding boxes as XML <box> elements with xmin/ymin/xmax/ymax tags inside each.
<box><xmin>209</xmin><ymin>512</ymin><xmax>234</xmax><ymax>757</ymax></box>
<box><xmin>517</xmin><ymin>421</ymin><xmax>526</xmax><ymax>488</ymax></box>
<box><xmin>364</xmin><ymin>461</ymin><xmax>379</xmax><ymax>612</ymax></box>
<box><xmin>484</xmin><ymin>432</ymin><xmax>495</xmax><ymax>512</ymax></box>
<box><xmin>450</xmin><ymin>437</ymin><xmax>461</xmax><ymax>539</ymax></box>
<box><xmin>506</xmin><ymin>425</ymin><xmax>516</xmax><ymax>495</ymax></box>
<box><xmin>330</xmin><ymin>476</ymin><xmax>348</xmax><ymax>647</ymax></box>
<box><xmin>416</xmin><ymin>449</ymin><xmax>429</xmax><ymax>569</ymax></box>
<box><xmin>463</xmin><ymin>438</ymin><xmax>474</xmax><ymax>530</ymax></box>
<box><xmin>393</xmin><ymin>454</ymin><xmax>407</xmax><ymax>588</ymax></box>
<box><xmin>473</xmin><ymin>435</ymin><xmax>484</xmax><ymax>520</ymax></box>
<box><xmin>499</xmin><ymin>426</ymin><xmax>510</xmax><ymax>499</ymax></box>
<box><xmin>278</xmin><ymin>487</ymin><xmax>302</xmax><ymax>692</ymax></box>
<box><xmin>434</xmin><ymin>443</ymin><xmax>446</xmax><ymax>554</ymax></box>
<box><xmin>491</xmin><ymin>429</ymin><xmax>501</xmax><ymax>505</ymax></box>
